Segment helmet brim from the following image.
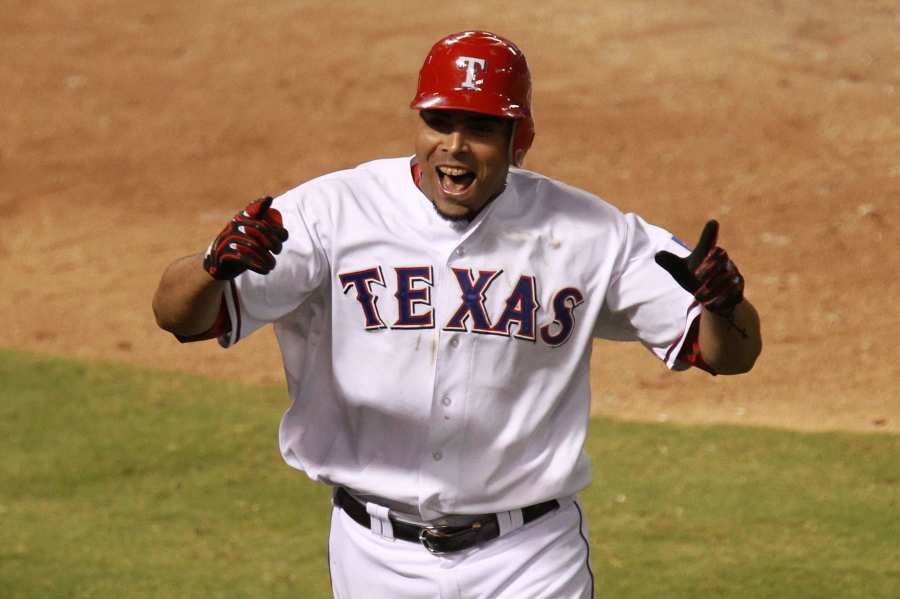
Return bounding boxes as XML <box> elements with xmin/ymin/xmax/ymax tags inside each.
<box><xmin>410</xmin><ymin>91</ymin><xmax>529</xmax><ymax>120</ymax></box>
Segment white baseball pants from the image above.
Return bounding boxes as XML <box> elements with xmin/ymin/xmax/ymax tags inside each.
<box><xmin>327</xmin><ymin>496</ymin><xmax>595</xmax><ymax>598</ymax></box>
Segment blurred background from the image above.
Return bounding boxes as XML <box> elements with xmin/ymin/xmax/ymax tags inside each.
<box><xmin>2</xmin><ymin>0</ymin><xmax>898</xmax><ymax>430</ymax></box>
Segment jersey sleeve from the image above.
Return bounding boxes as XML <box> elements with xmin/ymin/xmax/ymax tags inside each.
<box><xmin>218</xmin><ymin>190</ymin><xmax>329</xmax><ymax>348</ymax></box>
<box><xmin>593</xmin><ymin>213</ymin><xmax>702</xmax><ymax>370</ymax></box>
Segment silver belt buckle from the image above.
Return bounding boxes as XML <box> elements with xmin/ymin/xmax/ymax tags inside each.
<box><xmin>418</xmin><ymin>522</ymin><xmax>483</xmax><ymax>555</ymax></box>
<box><xmin>418</xmin><ymin>526</ymin><xmax>450</xmax><ymax>555</ymax></box>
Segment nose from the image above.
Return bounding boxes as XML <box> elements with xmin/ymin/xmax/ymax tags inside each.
<box><xmin>444</xmin><ymin>129</ymin><xmax>468</xmax><ymax>154</ymax></box>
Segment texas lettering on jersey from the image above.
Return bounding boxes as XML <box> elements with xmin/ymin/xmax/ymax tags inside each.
<box><xmin>338</xmin><ymin>266</ymin><xmax>584</xmax><ymax>347</ymax></box>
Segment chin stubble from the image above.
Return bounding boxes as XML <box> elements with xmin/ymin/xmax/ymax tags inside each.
<box><xmin>430</xmin><ymin>200</ymin><xmax>472</xmax><ymax>223</ymax></box>
<box><xmin>429</xmin><ymin>183</ymin><xmax>507</xmax><ymax>224</ymax></box>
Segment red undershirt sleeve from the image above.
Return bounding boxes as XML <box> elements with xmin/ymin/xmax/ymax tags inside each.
<box><xmin>676</xmin><ymin>314</ymin><xmax>717</xmax><ymax>375</ymax></box>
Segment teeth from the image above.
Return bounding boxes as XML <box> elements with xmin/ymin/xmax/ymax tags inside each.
<box><xmin>438</xmin><ymin>166</ymin><xmax>469</xmax><ymax>176</ymax></box>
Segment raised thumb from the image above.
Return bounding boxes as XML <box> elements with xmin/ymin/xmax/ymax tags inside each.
<box><xmin>655</xmin><ymin>251</ymin><xmax>700</xmax><ymax>294</ymax></box>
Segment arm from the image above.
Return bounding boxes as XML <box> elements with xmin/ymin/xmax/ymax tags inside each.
<box><xmin>656</xmin><ymin>220</ymin><xmax>762</xmax><ymax>375</ymax></box>
<box><xmin>152</xmin><ymin>196</ymin><xmax>288</xmax><ymax>340</ymax></box>
<box><xmin>152</xmin><ymin>253</ymin><xmax>226</xmax><ymax>336</ymax></box>
<box><xmin>698</xmin><ymin>299</ymin><xmax>761</xmax><ymax>374</ymax></box>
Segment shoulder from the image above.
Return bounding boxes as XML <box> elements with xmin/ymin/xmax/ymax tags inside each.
<box><xmin>287</xmin><ymin>157</ymin><xmax>409</xmax><ymax>196</ymax></box>
<box><xmin>502</xmin><ymin>169</ymin><xmax>682</xmax><ymax>258</ymax></box>
<box><xmin>272</xmin><ymin>157</ymin><xmax>412</xmax><ymax>213</ymax></box>
<box><xmin>504</xmin><ymin>168</ymin><xmax>629</xmax><ymax>235</ymax></box>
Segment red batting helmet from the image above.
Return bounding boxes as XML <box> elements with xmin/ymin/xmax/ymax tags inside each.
<box><xmin>410</xmin><ymin>31</ymin><xmax>535</xmax><ymax>167</ymax></box>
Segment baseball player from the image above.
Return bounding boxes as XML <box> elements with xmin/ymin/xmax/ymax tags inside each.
<box><xmin>153</xmin><ymin>31</ymin><xmax>761</xmax><ymax>598</ymax></box>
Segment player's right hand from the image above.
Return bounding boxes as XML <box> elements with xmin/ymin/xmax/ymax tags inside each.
<box><xmin>203</xmin><ymin>196</ymin><xmax>289</xmax><ymax>280</ymax></box>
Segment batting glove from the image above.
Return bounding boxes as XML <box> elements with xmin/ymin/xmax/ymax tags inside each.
<box><xmin>203</xmin><ymin>196</ymin><xmax>289</xmax><ymax>280</ymax></box>
<box><xmin>654</xmin><ymin>220</ymin><xmax>745</xmax><ymax>318</ymax></box>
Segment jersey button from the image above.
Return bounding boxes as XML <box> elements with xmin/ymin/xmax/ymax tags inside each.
<box><xmin>441</xmin><ymin>395</ymin><xmax>452</xmax><ymax>407</ymax></box>
<box><xmin>455</xmin><ymin>246</ymin><xmax>465</xmax><ymax>257</ymax></box>
<box><xmin>432</xmin><ymin>451</ymin><xmax>443</xmax><ymax>461</ymax></box>
<box><xmin>449</xmin><ymin>337</ymin><xmax>459</xmax><ymax>348</ymax></box>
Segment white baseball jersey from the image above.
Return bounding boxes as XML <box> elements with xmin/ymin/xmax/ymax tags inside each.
<box><xmin>219</xmin><ymin>156</ymin><xmax>699</xmax><ymax>521</ymax></box>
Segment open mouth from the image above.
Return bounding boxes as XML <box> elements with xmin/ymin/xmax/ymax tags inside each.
<box><xmin>436</xmin><ymin>165</ymin><xmax>476</xmax><ymax>196</ymax></box>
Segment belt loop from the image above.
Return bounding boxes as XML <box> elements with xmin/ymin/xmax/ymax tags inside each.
<box><xmin>496</xmin><ymin>508</ymin><xmax>525</xmax><ymax>537</ymax></box>
<box><xmin>365</xmin><ymin>501</ymin><xmax>395</xmax><ymax>540</ymax></box>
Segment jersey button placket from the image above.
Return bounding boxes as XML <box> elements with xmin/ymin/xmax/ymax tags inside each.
<box><xmin>419</xmin><ymin>252</ymin><xmax>472</xmax><ymax>512</ymax></box>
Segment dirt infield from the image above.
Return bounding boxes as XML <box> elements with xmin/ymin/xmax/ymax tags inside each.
<box><xmin>2</xmin><ymin>1</ymin><xmax>898</xmax><ymax>432</ymax></box>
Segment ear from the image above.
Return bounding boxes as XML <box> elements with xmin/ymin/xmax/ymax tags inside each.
<box><xmin>508</xmin><ymin>118</ymin><xmax>534</xmax><ymax>168</ymax></box>
<box><xmin>513</xmin><ymin>148</ymin><xmax>526</xmax><ymax>167</ymax></box>
<box><xmin>508</xmin><ymin>120</ymin><xmax>520</xmax><ymax>166</ymax></box>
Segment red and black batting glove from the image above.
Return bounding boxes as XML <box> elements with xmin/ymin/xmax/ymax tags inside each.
<box><xmin>203</xmin><ymin>196</ymin><xmax>289</xmax><ymax>280</ymax></box>
<box><xmin>654</xmin><ymin>220</ymin><xmax>745</xmax><ymax>319</ymax></box>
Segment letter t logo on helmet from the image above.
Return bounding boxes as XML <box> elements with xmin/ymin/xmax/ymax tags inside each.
<box><xmin>411</xmin><ymin>31</ymin><xmax>535</xmax><ymax>167</ymax></box>
<box><xmin>457</xmin><ymin>56</ymin><xmax>487</xmax><ymax>90</ymax></box>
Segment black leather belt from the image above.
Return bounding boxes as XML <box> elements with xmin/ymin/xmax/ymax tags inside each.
<box><xmin>334</xmin><ymin>487</ymin><xmax>559</xmax><ymax>555</ymax></box>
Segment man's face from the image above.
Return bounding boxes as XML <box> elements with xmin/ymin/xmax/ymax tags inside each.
<box><xmin>414</xmin><ymin>109</ymin><xmax>513</xmax><ymax>222</ymax></box>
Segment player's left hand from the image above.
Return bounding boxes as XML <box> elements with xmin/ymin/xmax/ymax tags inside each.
<box><xmin>654</xmin><ymin>219</ymin><xmax>745</xmax><ymax>317</ymax></box>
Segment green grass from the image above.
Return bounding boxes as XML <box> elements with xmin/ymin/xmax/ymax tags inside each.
<box><xmin>585</xmin><ymin>422</ymin><xmax>900</xmax><ymax>597</ymax></box>
<box><xmin>0</xmin><ymin>350</ymin><xmax>331</xmax><ymax>598</ymax></box>
<box><xmin>2</xmin><ymin>349</ymin><xmax>898</xmax><ymax>598</ymax></box>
